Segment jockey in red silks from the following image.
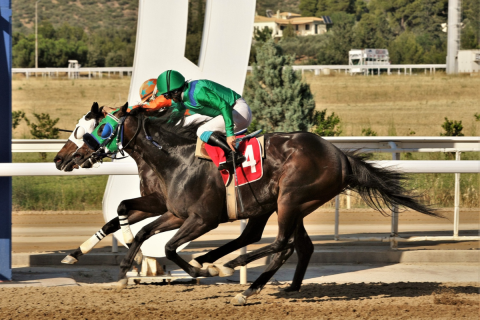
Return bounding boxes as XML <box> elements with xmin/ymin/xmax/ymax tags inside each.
<box><xmin>155</xmin><ymin>70</ymin><xmax>252</xmax><ymax>170</ymax></box>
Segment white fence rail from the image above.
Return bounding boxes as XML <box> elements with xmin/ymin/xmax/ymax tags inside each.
<box><xmin>13</xmin><ymin>64</ymin><xmax>447</xmax><ymax>79</ymax></box>
<box><xmin>7</xmin><ymin>137</ymin><xmax>480</xmax><ymax>248</ymax></box>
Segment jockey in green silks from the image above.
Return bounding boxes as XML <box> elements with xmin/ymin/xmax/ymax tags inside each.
<box><xmin>156</xmin><ymin>70</ymin><xmax>252</xmax><ymax>170</ymax></box>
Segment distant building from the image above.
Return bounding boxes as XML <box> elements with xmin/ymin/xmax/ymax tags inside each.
<box><xmin>253</xmin><ymin>10</ymin><xmax>332</xmax><ymax>39</ymax></box>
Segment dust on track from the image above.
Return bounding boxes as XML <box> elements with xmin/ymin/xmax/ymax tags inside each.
<box><xmin>0</xmin><ymin>282</ymin><xmax>478</xmax><ymax>319</ymax></box>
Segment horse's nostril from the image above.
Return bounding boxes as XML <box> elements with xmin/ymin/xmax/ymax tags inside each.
<box><xmin>74</xmin><ymin>154</ymin><xmax>81</xmax><ymax>159</ymax></box>
<box><xmin>54</xmin><ymin>157</ymin><xmax>62</xmax><ymax>163</ymax></box>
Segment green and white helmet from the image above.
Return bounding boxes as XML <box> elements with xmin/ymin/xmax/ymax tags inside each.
<box><xmin>156</xmin><ymin>70</ymin><xmax>185</xmax><ymax>96</ymax></box>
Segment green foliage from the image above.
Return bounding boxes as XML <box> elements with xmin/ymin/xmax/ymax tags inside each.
<box><xmin>361</xmin><ymin>127</ymin><xmax>377</xmax><ymax>136</ymax></box>
<box><xmin>244</xmin><ymin>40</ymin><xmax>316</xmax><ymax>133</ymax></box>
<box><xmin>299</xmin><ymin>0</ymin><xmax>317</xmax><ymax>16</ymax></box>
<box><xmin>475</xmin><ymin>113</ymin><xmax>480</xmax><ymax>121</ymax></box>
<box><xmin>388</xmin><ymin>31</ymin><xmax>424</xmax><ymax>64</ymax></box>
<box><xmin>12</xmin><ymin>111</ymin><xmax>25</xmax><ymax>129</ymax></box>
<box><xmin>315</xmin><ymin>14</ymin><xmax>355</xmax><ymax>64</ymax></box>
<box><xmin>282</xmin><ymin>23</ymin><xmax>296</xmax><ymax>39</ymax></box>
<box><xmin>440</xmin><ymin>117</ymin><xmax>464</xmax><ymax>136</ymax></box>
<box><xmin>312</xmin><ymin>109</ymin><xmax>342</xmax><ymax>136</ymax></box>
<box><xmin>25</xmin><ymin>113</ymin><xmax>60</xmax><ymax>139</ymax></box>
<box><xmin>254</xmin><ymin>26</ymin><xmax>273</xmax><ymax>42</ymax></box>
<box><xmin>185</xmin><ymin>0</ymin><xmax>206</xmax><ymax>65</ymax></box>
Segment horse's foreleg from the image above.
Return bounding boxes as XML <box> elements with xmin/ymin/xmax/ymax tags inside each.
<box><xmin>117</xmin><ymin>212</ymin><xmax>184</xmax><ymax>291</ymax></box>
<box><xmin>61</xmin><ymin>217</ymin><xmax>120</xmax><ymax>264</ymax></box>
<box><xmin>285</xmin><ymin>220</ymin><xmax>313</xmax><ymax>292</ymax></box>
<box><xmin>62</xmin><ymin>193</ymin><xmax>166</xmax><ymax>265</ymax></box>
<box><xmin>164</xmin><ymin>215</ymin><xmax>218</xmax><ymax>278</ymax></box>
<box><xmin>231</xmin><ymin>242</ymin><xmax>295</xmax><ymax>306</ymax></box>
<box><xmin>191</xmin><ymin>213</ymin><xmax>272</xmax><ymax>274</ymax></box>
<box><xmin>117</xmin><ymin>192</ymin><xmax>167</xmax><ymax>246</ymax></box>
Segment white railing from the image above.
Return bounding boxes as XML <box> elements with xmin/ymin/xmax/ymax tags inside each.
<box><xmin>13</xmin><ymin>64</ymin><xmax>448</xmax><ymax>79</ymax></box>
<box><xmin>12</xmin><ymin>67</ymin><xmax>133</xmax><ymax>79</ymax></box>
<box><xmin>7</xmin><ymin>136</ymin><xmax>480</xmax><ymax>248</ymax></box>
<box><xmin>247</xmin><ymin>64</ymin><xmax>447</xmax><ymax>75</ymax></box>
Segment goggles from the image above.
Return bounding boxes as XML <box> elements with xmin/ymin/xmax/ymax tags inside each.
<box><xmin>83</xmin><ymin>111</ymin><xmax>121</xmax><ymax>153</ymax></box>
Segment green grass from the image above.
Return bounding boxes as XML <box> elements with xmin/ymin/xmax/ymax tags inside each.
<box><xmin>12</xmin><ymin>152</ymin><xmax>107</xmax><ymax>211</ymax></box>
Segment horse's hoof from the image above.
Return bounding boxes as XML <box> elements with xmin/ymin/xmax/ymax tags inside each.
<box><xmin>206</xmin><ymin>265</ymin><xmax>219</xmax><ymax>277</ymax></box>
<box><xmin>284</xmin><ymin>285</ymin><xmax>300</xmax><ymax>292</ymax></box>
<box><xmin>231</xmin><ymin>293</ymin><xmax>247</xmax><ymax>306</ymax></box>
<box><xmin>217</xmin><ymin>266</ymin><xmax>234</xmax><ymax>277</ymax></box>
<box><xmin>61</xmin><ymin>255</ymin><xmax>78</xmax><ymax>265</ymax></box>
<box><xmin>116</xmin><ymin>279</ymin><xmax>128</xmax><ymax>292</ymax></box>
<box><xmin>189</xmin><ymin>259</ymin><xmax>202</xmax><ymax>268</ymax></box>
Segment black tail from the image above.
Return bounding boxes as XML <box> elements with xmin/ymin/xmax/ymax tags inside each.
<box><xmin>344</xmin><ymin>152</ymin><xmax>440</xmax><ymax>218</ymax></box>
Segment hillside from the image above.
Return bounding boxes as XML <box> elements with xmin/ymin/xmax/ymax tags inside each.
<box><xmin>12</xmin><ymin>0</ymin><xmax>300</xmax><ymax>34</ymax></box>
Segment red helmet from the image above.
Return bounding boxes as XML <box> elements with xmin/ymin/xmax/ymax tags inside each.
<box><xmin>139</xmin><ymin>79</ymin><xmax>157</xmax><ymax>103</ymax></box>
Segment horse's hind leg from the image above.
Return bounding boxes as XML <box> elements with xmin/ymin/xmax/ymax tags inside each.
<box><xmin>285</xmin><ymin>220</ymin><xmax>313</xmax><ymax>292</ymax></box>
<box><xmin>62</xmin><ymin>192</ymin><xmax>166</xmax><ymax>264</ymax></box>
<box><xmin>231</xmin><ymin>234</ymin><xmax>296</xmax><ymax>306</ymax></box>
<box><xmin>191</xmin><ymin>213</ymin><xmax>272</xmax><ymax>275</ymax></box>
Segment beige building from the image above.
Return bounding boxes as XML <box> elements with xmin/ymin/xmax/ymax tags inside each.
<box><xmin>253</xmin><ymin>10</ymin><xmax>332</xmax><ymax>39</ymax></box>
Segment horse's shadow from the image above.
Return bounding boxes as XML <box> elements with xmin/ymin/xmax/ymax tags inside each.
<box><xmin>269</xmin><ymin>282</ymin><xmax>479</xmax><ymax>301</ymax></box>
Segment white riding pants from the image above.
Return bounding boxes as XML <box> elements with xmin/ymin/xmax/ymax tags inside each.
<box><xmin>195</xmin><ymin>98</ymin><xmax>252</xmax><ymax>137</ymax></box>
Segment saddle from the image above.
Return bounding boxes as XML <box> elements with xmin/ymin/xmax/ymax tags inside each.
<box><xmin>195</xmin><ymin>131</ymin><xmax>265</xmax><ymax>220</ymax></box>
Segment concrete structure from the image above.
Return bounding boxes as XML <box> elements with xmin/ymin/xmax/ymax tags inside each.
<box><xmin>253</xmin><ymin>10</ymin><xmax>331</xmax><ymax>38</ymax></box>
<box><xmin>458</xmin><ymin>50</ymin><xmax>480</xmax><ymax>73</ymax></box>
<box><xmin>0</xmin><ymin>0</ymin><xmax>12</xmax><ymax>281</ymax></box>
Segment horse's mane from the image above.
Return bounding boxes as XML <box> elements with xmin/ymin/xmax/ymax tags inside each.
<box><xmin>131</xmin><ymin>107</ymin><xmax>204</xmax><ymax>142</ymax></box>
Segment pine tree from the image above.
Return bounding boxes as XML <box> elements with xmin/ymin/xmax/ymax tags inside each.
<box><xmin>243</xmin><ymin>40</ymin><xmax>316</xmax><ymax>133</ymax></box>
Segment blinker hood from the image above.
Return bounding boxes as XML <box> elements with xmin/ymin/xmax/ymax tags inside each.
<box><xmin>83</xmin><ymin>112</ymin><xmax>121</xmax><ymax>153</ymax></box>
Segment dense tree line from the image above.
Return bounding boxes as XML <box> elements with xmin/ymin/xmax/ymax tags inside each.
<box><xmin>276</xmin><ymin>0</ymin><xmax>479</xmax><ymax>65</ymax></box>
<box><xmin>12</xmin><ymin>20</ymin><xmax>136</xmax><ymax>67</ymax></box>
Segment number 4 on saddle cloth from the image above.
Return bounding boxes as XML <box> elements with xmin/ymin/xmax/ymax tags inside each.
<box><xmin>195</xmin><ymin>134</ymin><xmax>265</xmax><ymax>187</ymax></box>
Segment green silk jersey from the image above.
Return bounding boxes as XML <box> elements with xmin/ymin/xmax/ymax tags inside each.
<box><xmin>172</xmin><ymin>80</ymin><xmax>241</xmax><ymax>137</ymax></box>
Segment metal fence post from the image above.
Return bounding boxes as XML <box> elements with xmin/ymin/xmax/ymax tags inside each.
<box><xmin>334</xmin><ymin>195</ymin><xmax>340</xmax><ymax>241</ymax></box>
<box><xmin>389</xmin><ymin>142</ymin><xmax>400</xmax><ymax>249</ymax></box>
<box><xmin>454</xmin><ymin>151</ymin><xmax>461</xmax><ymax>237</ymax></box>
<box><xmin>239</xmin><ymin>219</ymin><xmax>247</xmax><ymax>284</ymax></box>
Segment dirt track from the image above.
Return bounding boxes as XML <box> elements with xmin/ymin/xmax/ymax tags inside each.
<box><xmin>0</xmin><ymin>282</ymin><xmax>478</xmax><ymax>319</ymax></box>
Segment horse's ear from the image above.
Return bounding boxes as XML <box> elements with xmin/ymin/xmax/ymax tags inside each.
<box><xmin>121</xmin><ymin>102</ymin><xmax>129</xmax><ymax>114</ymax></box>
<box><xmin>91</xmin><ymin>102</ymin><xmax>99</xmax><ymax>114</ymax></box>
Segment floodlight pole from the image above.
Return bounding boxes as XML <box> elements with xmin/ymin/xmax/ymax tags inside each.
<box><xmin>446</xmin><ymin>0</ymin><xmax>460</xmax><ymax>74</ymax></box>
<box><xmin>0</xmin><ymin>0</ymin><xmax>13</xmax><ymax>281</ymax></box>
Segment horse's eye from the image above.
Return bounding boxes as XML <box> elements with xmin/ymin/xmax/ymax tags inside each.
<box><xmin>74</xmin><ymin>126</ymin><xmax>86</xmax><ymax>139</ymax></box>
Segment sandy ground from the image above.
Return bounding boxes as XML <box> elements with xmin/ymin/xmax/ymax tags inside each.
<box><xmin>0</xmin><ymin>281</ymin><xmax>479</xmax><ymax>319</ymax></box>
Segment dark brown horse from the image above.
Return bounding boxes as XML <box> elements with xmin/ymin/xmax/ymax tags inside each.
<box><xmin>82</xmin><ymin>104</ymin><xmax>438</xmax><ymax>305</ymax></box>
<box><xmin>59</xmin><ymin>103</ymin><xmax>271</xmax><ymax>267</ymax></box>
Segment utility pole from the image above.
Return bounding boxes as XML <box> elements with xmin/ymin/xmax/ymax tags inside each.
<box><xmin>35</xmin><ymin>0</ymin><xmax>40</xmax><ymax>69</ymax></box>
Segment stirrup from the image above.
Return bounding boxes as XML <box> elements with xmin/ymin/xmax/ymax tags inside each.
<box><xmin>218</xmin><ymin>152</ymin><xmax>245</xmax><ymax>171</ymax></box>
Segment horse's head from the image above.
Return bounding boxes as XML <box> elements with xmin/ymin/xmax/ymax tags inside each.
<box><xmin>75</xmin><ymin>102</ymin><xmax>130</xmax><ymax>165</ymax></box>
<box><xmin>53</xmin><ymin>102</ymin><xmax>105</xmax><ymax>171</ymax></box>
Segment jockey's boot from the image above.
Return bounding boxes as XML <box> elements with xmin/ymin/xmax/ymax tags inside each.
<box><xmin>207</xmin><ymin>133</ymin><xmax>246</xmax><ymax>171</ymax></box>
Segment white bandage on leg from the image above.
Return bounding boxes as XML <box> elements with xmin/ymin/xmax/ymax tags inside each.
<box><xmin>119</xmin><ymin>215</ymin><xmax>134</xmax><ymax>244</ymax></box>
<box><xmin>79</xmin><ymin>229</ymin><xmax>106</xmax><ymax>254</ymax></box>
